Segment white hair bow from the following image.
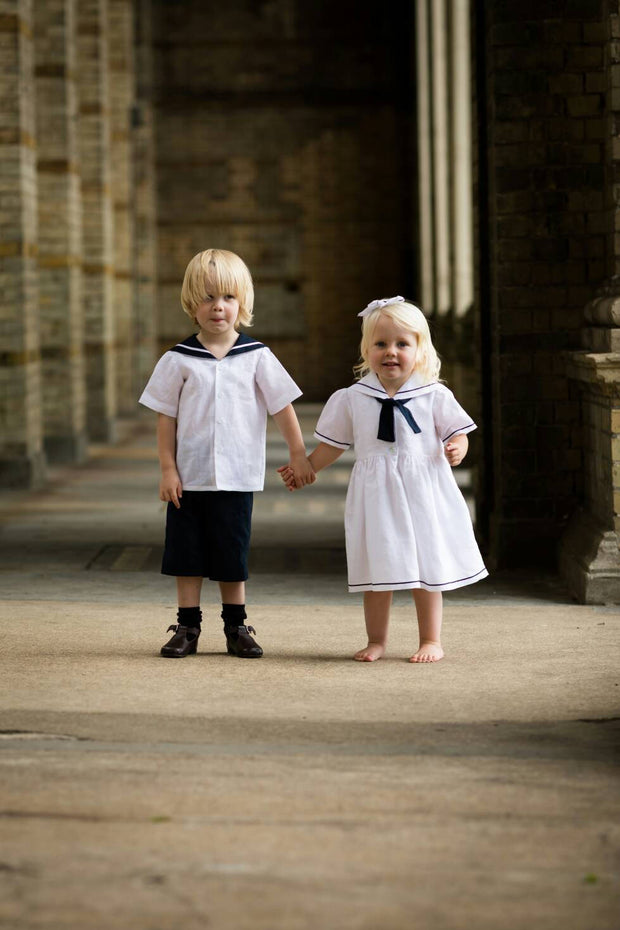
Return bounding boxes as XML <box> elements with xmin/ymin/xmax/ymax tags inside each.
<box><xmin>358</xmin><ymin>296</ymin><xmax>405</xmax><ymax>318</ymax></box>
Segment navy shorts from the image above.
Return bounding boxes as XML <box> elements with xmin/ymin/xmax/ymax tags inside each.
<box><xmin>161</xmin><ymin>490</ymin><xmax>253</xmax><ymax>580</ymax></box>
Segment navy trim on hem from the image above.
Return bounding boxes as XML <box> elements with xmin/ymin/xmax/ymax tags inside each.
<box><xmin>348</xmin><ymin>566</ymin><xmax>488</xmax><ymax>589</ymax></box>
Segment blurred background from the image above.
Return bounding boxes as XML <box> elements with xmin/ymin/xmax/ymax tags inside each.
<box><xmin>1</xmin><ymin>0</ymin><xmax>619</xmax><ymax>601</ymax></box>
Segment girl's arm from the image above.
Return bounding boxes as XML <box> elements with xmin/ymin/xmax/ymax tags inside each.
<box><xmin>444</xmin><ymin>433</ymin><xmax>468</xmax><ymax>467</ymax></box>
<box><xmin>157</xmin><ymin>413</ymin><xmax>183</xmax><ymax>508</ymax></box>
<box><xmin>278</xmin><ymin>442</ymin><xmax>345</xmax><ymax>491</ymax></box>
<box><xmin>272</xmin><ymin>404</ymin><xmax>316</xmax><ymax>488</ymax></box>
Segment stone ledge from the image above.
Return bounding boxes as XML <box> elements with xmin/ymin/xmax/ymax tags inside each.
<box><xmin>564</xmin><ymin>350</ymin><xmax>620</xmax><ymax>394</ymax></box>
<box><xmin>584</xmin><ymin>294</ymin><xmax>620</xmax><ymax>326</ymax></box>
<box><xmin>559</xmin><ymin>508</ymin><xmax>620</xmax><ymax>604</ymax></box>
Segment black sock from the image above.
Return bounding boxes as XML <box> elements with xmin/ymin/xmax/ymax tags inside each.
<box><xmin>221</xmin><ymin>603</ymin><xmax>247</xmax><ymax>631</ymax></box>
<box><xmin>177</xmin><ymin>606</ymin><xmax>202</xmax><ymax>630</ymax></box>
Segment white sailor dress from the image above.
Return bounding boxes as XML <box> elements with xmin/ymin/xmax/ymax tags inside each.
<box><xmin>314</xmin><ymin>371</ymin><xmax>488</xmax><ymax>593</ymax></box>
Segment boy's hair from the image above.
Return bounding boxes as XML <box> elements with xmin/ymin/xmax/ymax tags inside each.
<box><xmin>181</xmin><ymin>249</ymin><xmax>254</xmax><ymax>328</ymax></box>
<box><xmin>355</xmin><ymin>300</ymin><xmax>441</xmax><ymax>382</ymax></box>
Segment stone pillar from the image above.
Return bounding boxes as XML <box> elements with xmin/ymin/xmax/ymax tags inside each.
<box><xmin>559</xmin><ymin>289</ymin><xmax>620</xmax><ymax>602</ymax></box>
<box><xmin>0</xmin><ymin>0</ymin><xmax>45</xmax><ymax>488</ymax></box>
<box><xmin>415</xmin><ymin>0</ymin><xmax>434</xmax><ymax>311</ymax></box>
<box><xmin>77</xmin><ymin>0</ymin><xmax>117</xmax><ymax>441</ymax></box>
<box><xmin>451</xmin><ymin>0</ymin><xmax>474</xmax><ymax>321</ymax></box>
<box><xmin>430</xmin><ymin>0</ymin><xmax>451</xmax><ymax>317</ymax></box>
<box><xmin>415</xmin><ymin>0</ymin><xmax>476</xmax><ymax>417</ymax></box>
<box><xmin>34</xmin><ymin>0</ymin><xmax>86</xmax><ymax>464</ymax></box>
<box><xmin>132</xmin><ymin>0</ymin><xmax>157</xmax><ymax>395</ymax></box>
<box><xmin>108</xmin><ymin>0</ymin><xmax>135</xmax><ymax>414</ymax></box>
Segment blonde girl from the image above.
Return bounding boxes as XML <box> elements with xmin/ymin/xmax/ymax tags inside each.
<box><xmin>279</xmin><ymin>297</ymin><xmax>487</xmax><ymax>663</ymax></box>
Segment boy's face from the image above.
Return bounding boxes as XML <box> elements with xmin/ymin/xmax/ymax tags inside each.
<box><xmin>194</xmin><ymin>293</ymin><xmax>240</xmax><ymax>338</ymax></box>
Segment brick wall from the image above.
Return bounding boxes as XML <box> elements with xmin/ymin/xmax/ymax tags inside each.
<box><xmin>152</xmin><ymin>0</ymin><xmax>413</xmax><ymax>399</ymax></box>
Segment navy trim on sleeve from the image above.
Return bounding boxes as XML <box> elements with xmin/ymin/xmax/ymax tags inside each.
<box><xmin>314</xmin><ymin>429</ymin><xmax>351</xmax><ymax>449</ymax></box>
<box><xmin>442</xmin><ymin>423</ymin><xmax>475</xmax><ymax>442</ymax></box>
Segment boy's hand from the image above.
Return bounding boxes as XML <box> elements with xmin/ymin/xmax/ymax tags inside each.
<box><xmin>444</xmin><ymin>434</ymin><xmax>468</xmax><ymax>467</ymax></box>
<box><xmin>160</xmin><ymin>468</ymin><xmax>183</xmax><ymax>508</ymax></box>
<box><xmin>277</xmin><ymin>464</ymin><xmax>298</xmax><ymax>491</ymax></box>
<box><xmin>288</xmin><ymin>453</ymin><xmax>316</xmax><ymax>489</ymax></box>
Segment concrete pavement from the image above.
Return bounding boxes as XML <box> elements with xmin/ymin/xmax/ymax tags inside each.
<box><xmin>0</xmin><ymin>409</ymin><xmax>619</xmax><ymax>930</ymax></box>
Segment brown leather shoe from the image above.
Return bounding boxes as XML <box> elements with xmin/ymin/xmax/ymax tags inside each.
<box><xmin>160</xmin><ymin>624</ymin><xmax>200</xmax><ymax>658</ymax></box>
<box><xmin>225</xmin><ymin>624</ymin><xmax>263</xmax><ymax>658</ymax></box>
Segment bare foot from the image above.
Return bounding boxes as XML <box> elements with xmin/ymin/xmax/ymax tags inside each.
<box><xmin>409</xmin><ymin>641</ymin><xmax>444</xmax><ymax>663</ymax></box>
<box><xmin>354</xmin><ymin>642</ymin><xmax>385</xmax><ymax>662</ymax></box>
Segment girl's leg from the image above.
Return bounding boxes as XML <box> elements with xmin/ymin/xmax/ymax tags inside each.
<box><xmin>410</xmin><ymin>589</ymin><xmax>444</xmax><ymax>663</ymax></box>
<box><xmin>355</xmin><ymin>591</ymin><xmax>392</xmax><ymax>662</ymax></box>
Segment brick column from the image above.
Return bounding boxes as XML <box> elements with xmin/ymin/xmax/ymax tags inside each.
<box><xmin>559</xmin><ymin>7</ymin><xmax>620</xmax><ymax>603</ymax></box>
<box><xmin>0</xmin><ymin>1</ymin><xmax>45</xmax><ymax>488</ymax></box>
<box><xmin>77</xmin><ymin>0</ymin><xmax>117</xmax><ymax>441</ymax></box>
<box><xmin>479</xmin><ymin>3</ymin><xmax>604</xmax><ymax>566</ymax></box>
<box><xmin>34</xmin><ymin>0</ymin><xmax>86</xmax><ymax>464</ymax></box>
<box><xmin>108</xmin><ymin>0</ymin><xmax>135</xmax><ymax>414</ymax></box>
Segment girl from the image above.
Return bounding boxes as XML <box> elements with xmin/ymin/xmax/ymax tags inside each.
<box><xmin>140</xmin><ymin>248</ymin><xmax>314</xmax><ymax>660</ymax></box>
<box><xmin>279</xmin><ymin>297</ymin><xmax>487</xmax><ymax>663</ymax></box>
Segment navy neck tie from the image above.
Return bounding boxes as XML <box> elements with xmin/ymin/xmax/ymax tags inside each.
<box><xmin>376</xmin><ymin>398</ymin><xmax>421</xmax><ymax>442</ymax></box>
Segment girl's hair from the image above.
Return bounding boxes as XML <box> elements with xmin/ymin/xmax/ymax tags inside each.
<box><xmin>181</xmin><ymin>248</ymin><xmax>254</xmax><ymax>328</ymax></box>
<box><xmin>354</xmin><ymin>300</ymin><xmax>441</xmax><ymax>382</ymax></box>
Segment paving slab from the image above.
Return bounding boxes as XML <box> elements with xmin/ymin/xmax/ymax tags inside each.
<box><xmin>0</xmin><ymin>414</ymin><xmax>619</xmax><ymax>929</ymax></box>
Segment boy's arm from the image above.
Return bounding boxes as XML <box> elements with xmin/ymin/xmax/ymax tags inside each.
<box><xmin>157</xmin><ymin>413</ymin><xmax>183</xmax><ymax>508</ymax></box>
<box><xmin>444</xmin><ymin>432</ymin><xmax>468</xmax><ymax>467</ymax></box>
<box><xmin>272</xmin><ymin>404</ymin><xmax>316</xmax><ymax>488</ymax></box>
<box><xmin>277</xmin><ymin>442</ymin><xmax>345</xmax><ymax>491</ymax></box>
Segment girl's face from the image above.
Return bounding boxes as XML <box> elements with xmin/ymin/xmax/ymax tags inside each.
<box><xmin>367</xmin><ymin>315</ymin><xmax>418</xmax><ymax>394</ymax></box>
<box><xmin>194</xmin><ymin>292</ymin><xmax>240</xmax><ymax>339</ymax></box>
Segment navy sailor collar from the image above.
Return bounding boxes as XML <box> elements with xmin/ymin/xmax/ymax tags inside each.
<box><xmin>352</xmin><ymin>371</ymin><xmax>439</xmax><ymax>400</ymax></box>
<box><xmin>170</xmin><ymin>332</ymin><xmax>265</xmax><ymax>360</ymax></box>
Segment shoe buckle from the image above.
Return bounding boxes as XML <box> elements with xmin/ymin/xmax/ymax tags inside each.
<box><xmin>246</xmin><ymin>625</ymin><xmax>257</xmax><ymax>635</ymax></box>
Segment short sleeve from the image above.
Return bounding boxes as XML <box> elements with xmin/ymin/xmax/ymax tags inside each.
<box><xmin>255</xmin><ymin>348</ymin><xmax>302</xmax><ymax>415</ymax></box>
<box><xmin>139</xmin><ymin>353</ymin><xmax>184</xmax><ymax>418</ymax></box>
<box><xmin>314</xmin><ymin>389</ymin><xmax>353</xmax><ymax>449</ymax></box>
<box><xmin>433</xmin><ymin>386</ymin><xmax>477</xmax><ymax>443</ymax></box>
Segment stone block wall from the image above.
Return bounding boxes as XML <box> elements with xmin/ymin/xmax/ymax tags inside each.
<box><xmin>0</xmin><ymin>0</ymin><xmax>45</xmax><ymax>487</ymax></box>
<box><xmin>35</xmin><ymin>0</ymin><xmax>86</xmax><ymax>464</ymax></box>
<box><xmin>0</xmin><ymin>0</ymin><xmax>158</xmax><ymax>486</ymax></box>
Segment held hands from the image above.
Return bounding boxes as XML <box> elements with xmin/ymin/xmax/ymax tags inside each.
<box><xmin>277</xmin><ymin>453</ymin><xmax>315</xmax><ymax>492</ymax></box>
<box><xmin>160</xmin><ymin>467</ymin><xmax>183</xmax><ymax>509</ymax></box>
<box><xmin>444</xmin><ymin>433</ymin><xmax>468</xmax><ymax>467</ymax></box>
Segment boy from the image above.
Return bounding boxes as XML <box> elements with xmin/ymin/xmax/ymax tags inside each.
<box><xmin>140</xmin><ymin>249</ymin><xmax>314</xmax><ymax>658</ymax></box>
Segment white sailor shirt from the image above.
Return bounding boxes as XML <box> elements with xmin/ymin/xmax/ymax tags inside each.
<box><xmin>139</xmin><ymin>333</ymin><xmax>302</xmax><ymax>491</ymax></box>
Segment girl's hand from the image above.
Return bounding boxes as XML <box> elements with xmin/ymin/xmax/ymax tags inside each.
<box><xmin>289</xmin><ymin>453</ymin><xmax>316</xmax><ymax>489</ymax></box>
<box><xmin>444</xmin><ymin>434</ymin><xmax>468</xmax><ymax>467</ymax></box>
<box><xmin>160</xmin><ymin>468</ymin><xmax>183</xmax><ymax>508</ymax></box>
